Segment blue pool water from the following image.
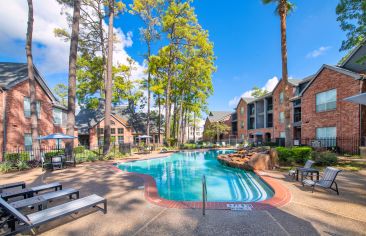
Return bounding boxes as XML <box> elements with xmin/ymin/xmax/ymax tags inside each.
<box><xmin>117</xmin><ymin>150</ymin><xmax>274</xmax><ymax>202</ymax></box>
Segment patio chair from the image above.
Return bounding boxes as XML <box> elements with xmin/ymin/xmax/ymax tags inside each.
<box><xmin>1</xmin><ymin>182</ymin><xmax>62</xmax><ymax>201</ymax></box>
<box><xmin>0</xmin><ymin>194</ymin><xmax>107</xmax><ymax>235</ymax></box>
<box><xmin>51</xmin><ymin>156</ymin><xmax>63</xmax><ymax>170</ymax></box>
<box><xmin>288</xmin><ymin>160</ymin><xmax>315</xmax><ymax>180</ymax></box>
<box><xmin>10</xmin><ymin>188</ymin><xmax>79</xmax><ymax>211</ymax></box>
<box><xmin>0</xmin><ymin>182</ymin><xmax>26</xmax><ymax>194</ymax></box>
<box><xmin>302</xmin><ymin>167</ymin><xmax>342</xmax><ymax>195</ymax></box>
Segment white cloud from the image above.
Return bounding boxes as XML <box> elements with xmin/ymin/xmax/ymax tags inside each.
<box><xmin>306</xmin><ymin>46</ymin><xmax>331</xmax><ymax>59</ymax></box>
<box><xmin>228</xmin><ymin>76</ymin><xmax>279</xmax><ymax>107</ymax></box>
<box><xmin>0</xmin><ymin>0</ymin><xmax>145</xmax><ymax>80</ymax></box>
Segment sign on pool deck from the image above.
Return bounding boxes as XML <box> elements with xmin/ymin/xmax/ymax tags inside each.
<box><xmin>227</xmin><ymin>204</ymin><xmax>253</xmax><ymax>211</ymax></box>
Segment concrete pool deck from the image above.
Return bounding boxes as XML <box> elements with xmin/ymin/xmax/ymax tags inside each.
<box><xmin>1</xmin><ymin>157</ymin><xmax>366</xmax><ymax>235</ymax></box>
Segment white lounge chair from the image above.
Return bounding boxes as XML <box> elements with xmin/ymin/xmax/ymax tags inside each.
<box><xmin>302</xmin><ymin>167</ymin><xmax>342</xmax><ymax>195</ymax></box>
<box><xmin>0</xmin><ymin>194</ymin><xmax>107</xmax><ymax>235</ymax></box>
<box><xmin>289</xmin><ymin>160</ymin><xmax>315</xmax><ymax>180</ymax></box>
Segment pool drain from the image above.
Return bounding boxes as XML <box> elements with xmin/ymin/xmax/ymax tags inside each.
<box><xmin>227</xmin><ymin>204</ymin><xmax>253</xmax><ymax>211</ymax></box>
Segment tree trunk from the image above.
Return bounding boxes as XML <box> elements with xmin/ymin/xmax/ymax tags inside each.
<box><xmin>26</xmin><ymin>0</ymin><xmax>40</xmax><ymax>155</ymax></box>
<box><xmin>97</xmin><ymin>1</ymin><xmax>107</xmax><ymax>98</ymax></box>
<box><xmin>158</xmin><ymin>94</ymin><xmax>161</xmax><ymax>144</ymax></box>
<box><xmin>66</xmin><ymin>0</ymin><xmax>81</xmax><ymax>160</ymax></box>
<box><xmin>103</xmin><ymin>0</ymin><xmax>114</xmax><ymax>155</ymax></box>
<box><xmin>146</xmin><ymin>43</ymin><xmax>151</xmax><ymax>144</ymax></box>
<box><xmin>193</xmin><ymin>113</ymin><xmax>196</xmax><ymax>142</ymax></box>
<box><xmin>280</xmin><ymin>0</ymin><xmax>292</xmax><ymax>147</ymax></box>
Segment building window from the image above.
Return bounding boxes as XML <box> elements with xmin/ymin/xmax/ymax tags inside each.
<box><xmin>111</xmin><ymin>120</ymin><xmax>115</xmax><ymax>125</ymax></box>
<box><xmin>118</xmin><ymin>128</ymin><xmax>124</xmax><ymax>134</ymax></box>
<box><xmin>240</xmin><ymin>121</ymin><xmax>244</xmax><ymax>129</ymax></box>
<box><xmin>98</xmin><ymin>138</ymin><xmax>104</xmax><ymax>146</ymax></box>
<box><xmin>24</xmin><ymin>97</ymin><xmax>40</xmax><ymax>118</ymax></box>
<box><xmin>280</xmin><ymin>132</ymin><xmax>285</xmax><ymax>138</ymax></box>
<box><xmin>97</xmin><ymin>128</ymin><xmax>104</xmax><ymax>135</ymax></box>
<box><xmin>240</xmin><ymin>106</ymin><xmax>244</xmax><ymax>115</ymax></box>
<box><xmin>241</xmin><ymin>134</ymin><xmax>244</xmax><ymax>140</ymax></box>
<box><xmin>316</xmin><ymin>127</ymin><xmax>336</xmax><ymax>139</ymax></box>
<box><xmin>53</xmin><ymin>108</ymin><xmax>62</xmax><ymax>125</ymax></box>
<box><xmin>118</xmin><ymin>136</ymin><xmax>124</xmax><ymax>144</ymax></box>
<box><xmin>316</xmin><ymin>127</ymin><xmax>336</xmax><ymax>147</ymax></box>
<box><xmin>111</xmin><ymin>128</ymin><xmax>115</xmax><ymax>134</ymax></box>
<box><xmin>316</xmin><ymin>89</ymin><xmax>336</xmax><ymax>112</ymax></box>
<box><xmin>279</xmin><ymin>92</ymin><xmax>284</xmax><ymax>104</ymax></box>
<box><xmin>24</xmin><ymin>133</ymin><xmax>32</xmax><ymax>150</ymax></box>
<box><xmin>279</xmin><ymin>112</ymin><xmax>285</xmax><ymax>123</ymax></box>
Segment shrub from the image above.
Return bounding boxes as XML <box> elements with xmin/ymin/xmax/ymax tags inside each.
<box><xmin>5</xmin><ymin>152</ymin><xmax>30</xmax><ymax>163</ymax></box>
<box><xmin>292</xmin><ymin>147</ymin><xmax>312</xmax><ymax>164</ymax></box>
<box><xmin>75</xmin><ymin>149</ymin><xmax>97</xmax><ymax>163</ymax></box>
<box><xmin>73</xmin><ymin>146</ymin><xmax>85</xmax><ymax>154</ymax></box>
<box><xmin>311</xmin><ymin>151</ymin><xmax>337</xmax><ymax>166</ymax></box>
<box><xmin>44</xmin><ymin>150</ymin><xmax>64</xmax><ymax>159</ymax></box>
<box><xmin>16</xmin><ymin>160</ymin><xmax>29</xmax><ymax>171</ymax></box>
<box><xmin>0</xmin><ymin>161</ymin><xmax>13</xmax><ymax>173</ymax></box>
<box><xmin>276</xmin><ymin>146</ymin><xmax>312</xmax><ymax>165</ymax></box>
<box><xmin>86</xmin><ymin>155</ymin><xmax>97</xmax><ymax>162</ymax></box>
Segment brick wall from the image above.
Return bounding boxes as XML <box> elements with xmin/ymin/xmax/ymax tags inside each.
<box><xmin>89</xmin><ymin>115</ymin><xmax>134</xmax><ymax>147</ymax></box>
<box><xmin>236</xmin><ymin>99</ymin><xmax>248</xmax><ymax>139</ymax></box>
<box><xmin>301</xmin><ymin>67</ymin><xmax>362</xmax><ymax>152</ymax></box>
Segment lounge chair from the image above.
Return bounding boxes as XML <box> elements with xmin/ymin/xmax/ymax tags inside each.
<box><xmin>302</xmin><ymin>167</ymin><xmax>342</xmax><ymax>195</ymax></box>
<box><xmin>10</xmin><ymin>188</ymin><xmax>79</xmax><ymax>211</ymax></box>
<box><xmin>288</xmin><ymin>160</ymin><xmax>315</xmax><ymax>180</ymax></box>
<box><xmin>1</xmin><ymin>182</ymin><xmax>62</xmax><ymax>201</ymax></box>
<box><xmin>0</xmin><ymin>182</ymin><xmax>26</xmax><ymax>194</ymax></box>
<box><xmin>0</xmin><ymin>194</ymin><xmax>107</xmax><ymax>235</ymax></box>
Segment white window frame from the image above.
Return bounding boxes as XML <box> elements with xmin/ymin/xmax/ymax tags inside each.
<box><xmin>53</xmin><ymin>108</ymin><xmax>62</xmax><ymax>125</ymax></box>
<box><xmin>279</xmin><ymin>112</ymin><xmax>285</xmax><ymax>123</ymax></box>
<box><xmin>24</xmin><ymin>97</ymin><xmax>41</xmax><ymax>118</ymax></box>
<box><xmin>316</xmin><ymin>89</ymin><xmax>337</xmax><ymax>112</ymax></box>
<box><xmin>279</xmin><ymin>92</ymin><xmax>284</xmax><ymax>104</ymax></box>
<box><xmin>24</xmin><ymin>133</ymin><xmax>32</xmax><ymax>150</ymax></box>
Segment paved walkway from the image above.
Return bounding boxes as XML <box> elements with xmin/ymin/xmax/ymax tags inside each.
<box><xmin>0</xmin><ymin>159</ymin><xmax>365</xmax><ymax>236</ymax></box>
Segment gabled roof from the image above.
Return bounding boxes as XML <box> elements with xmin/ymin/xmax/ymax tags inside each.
<box><xmin>340</xmin><ymin>43</ymin><xmax>366</xmax><ymax>74</ymax></box>
<box><xmin>235</xmin><ymin>97</ymin><xmax>255</xmax><ymax>109</ymax></box>
<box><xmin>207</xmin><ymin>111</ymin><xmax>232</xmax><ymax>122</ymax></box>
<box><xmin>0</xmin><ymin>62</ymin><xmax>64</xmax><ymax>108</ymax></box>
<box><xmin>299</xmin><ymin>64</ymin><xmax>364</xmax><ymax>96</ymax></box>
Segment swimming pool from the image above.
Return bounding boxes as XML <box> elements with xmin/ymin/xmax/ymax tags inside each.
<box><xmin>117</xmin><ymin>150</ymin><xmax>274</xmax><ymax>202</ymax></box>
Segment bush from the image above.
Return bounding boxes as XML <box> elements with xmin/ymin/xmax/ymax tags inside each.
<box><xmin>311</xmin><ymin>151</ymin><xmax>337</xmax><ymax>166</ymax></box>
<box><xmin>16</xmin><ymin>160</ymin><xmax>29</xmax><ymax>171</ymax></box>
<box><xmin>0</xmin><ymin>161</ymin><xmax>13</xmax><ymax>173</ymax></box>
<box><xmin>5</xmin><ymin>152</ymin><xmax>30</xmax><ymax>163</ymax></box>
<box><xmin>44</xmin><ymin>150</ymin><xmax>64</xmax><ymax>159</ymax></box>
<box><xmin>73</xmin><ymin>146</ymin><xmax>85</xmax><ymax>154</ymax></box>
<box><xmin>75</xmin><ymin>149</ymin><xmax>98</xmax><ymax>163</ymax></box>
<box><xmin>276</xmin><ymin>146</ymin><xmax>312</xmax><ymax>165</ymax></box>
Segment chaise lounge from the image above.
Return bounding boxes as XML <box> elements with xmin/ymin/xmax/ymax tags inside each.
<box><xmin>0</xmin><ymin>182</ymin><xmax>62</xmax><ymax>201</ymax></box>
<box><xmin>302</xmin><ymin>167</ymin><xmax>342</xmax><ymax>195</ymax></box>
<box><xmin>0</xmin><ymin>194</ymin><xmax>107</xmax><ymax>235</ymax></box>
<box><xmin>288</xmin><ymin>160</ymin><xmax>315</xmax><ymax>180</ymax></box>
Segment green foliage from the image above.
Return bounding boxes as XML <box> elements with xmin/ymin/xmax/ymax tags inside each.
<box><xmin>75</xmin><ymin>149</ymin><xmax>98</xmax><ymax>163</ymax></box>
<box><xmin>336</xmin><ymin>0</ymin><xmax>366</xmax><ymax>52</ymax></box>
<box><xmin>0</xmin><ymin>161</ymin><xmax>13</xmax><ymax>173</ymax></box>
<box><xmin>276</xmin><ymin>146</ymin><xmax>312</xmax><ymax>165</ymax></box>
<box><xmin>5</xmin><ymin>152</ymin><xmax>30</xmax><ymax>163</ymax></box>
<box><xmin>251</xmin><ymin>86</ymin><xmax>268</xmax><ymax>98</ymax></box>
<box><xmin>16</xmin><ymin>160</ymin><xmax>30</xmax><ymax>171</ymax></box>
<box><xmin>203</xmin><ymin>122</ymin><xmax>231</xmax><ymax>141</ymax></box>
<box><xmin>53</xmin><ymin>83</ymin><xmax>68</xmax><ymax>106</ymax></box>
<box><xmin>73</xmin><ymin>146</ymin><xmax>86</xmax><ymax>154</ymax></box>
<box><xmin>311</xmin><ymin>151</ymin><xmax>338</xmax><ymax>166</ymax></box>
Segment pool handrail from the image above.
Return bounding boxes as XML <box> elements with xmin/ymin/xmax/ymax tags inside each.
<box><xmin>202</xmin><ymin>175</ymin><xmax>207</xmax><ymax>215</ymax></box>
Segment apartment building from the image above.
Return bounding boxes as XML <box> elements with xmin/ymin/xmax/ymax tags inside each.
<box><xmin>203</xmin><ymin>111</ymin><xmax>232</xmax><ymax>141</ymax></box>
<box><xmin>232</xmin><ymin>44</ymin><xmax>366</xmax><ymax>152</ymax></box>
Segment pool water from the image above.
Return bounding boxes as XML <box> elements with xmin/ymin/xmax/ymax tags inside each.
<box><xmin>117</xmin><ymin>150</ymin><xmax>274</xmax><ymax>202</ymax></box>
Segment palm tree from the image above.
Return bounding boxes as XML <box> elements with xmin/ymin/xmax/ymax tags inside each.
<box><xmin>262</xmin><ymin>0</ymin><xmax>294</xmax><ymax>147</ymax></box>
<box><xmin>26</xmin><ymin>0</ymin><xmax>40</xmax><ymax>153</ymax></box>
<box><xmin>66</xmin><ymin>0</ymin><xmax>81</xmax><ymax>158</ymax></box>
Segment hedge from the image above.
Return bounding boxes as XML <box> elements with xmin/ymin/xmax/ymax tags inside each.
<box><xmin>276</xmin><ymin>146</ymin><xmax>312</xmax><ymax>165</ymax></box>
<box><xmin>311</xmin><ymin>151</ymin><xmax>337</xmax><ymax>166</ymax></box>
<box><xmin>5</xmin><ymin>152</ymin><xmax>30</xmax><ymax>163</ymax></box>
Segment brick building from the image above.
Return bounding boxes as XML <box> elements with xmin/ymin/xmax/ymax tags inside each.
<box><xmin>0</xmin><ymin>62</ymin><xmax>74</xmax><ymax>160</ymax></box>
<box><xmin>76</xmin><ymin>102</ymin><xmax>163</xmax><ymax>147</ymax></box>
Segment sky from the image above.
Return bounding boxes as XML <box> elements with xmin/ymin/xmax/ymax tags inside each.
<box><xmin>0</xmin><ymin>0</ymin><xmax>348</xmax><ymax>115</ymax></box>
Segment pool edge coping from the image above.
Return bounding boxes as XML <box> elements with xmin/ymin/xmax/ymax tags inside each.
<box><xmin>111</xmin><ymin>156</ymin><xmax>291</xmax><ymax>210</ymax></box>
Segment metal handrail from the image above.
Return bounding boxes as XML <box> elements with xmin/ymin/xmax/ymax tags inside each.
<box><xmin>202</xmin><ymin>175</ymin><xmax>207</xmax><ymax>216</ymax></box>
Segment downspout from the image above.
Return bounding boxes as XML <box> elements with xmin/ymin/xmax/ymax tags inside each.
<box><xmin>1</xmin><ymin>88</ymin><xmax>7</xmax><ymax>160</ymax></box>
<box><xmin>360</xmin><ymin>78</ymin><xmax>364</xmax><ymax>147</ymax></box>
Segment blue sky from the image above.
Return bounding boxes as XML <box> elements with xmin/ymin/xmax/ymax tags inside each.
<box><xmin>0</xmin><ymin>0</ymin><xmax>348</xmax><ymax>114</ymax></box>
